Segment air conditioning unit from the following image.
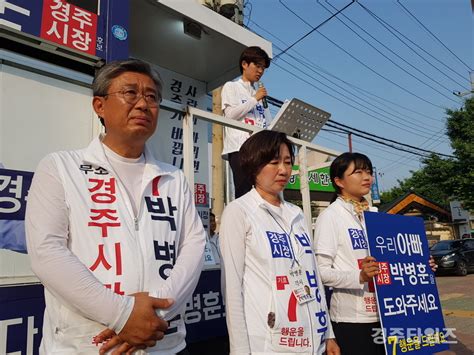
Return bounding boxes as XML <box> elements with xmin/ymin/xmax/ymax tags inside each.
<box><xmin>198</xmin><ymin>0</ymin><xmax>244</xmax><ymax>25</ymax></box>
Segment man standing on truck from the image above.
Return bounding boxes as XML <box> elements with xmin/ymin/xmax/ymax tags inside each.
<box><xmin>26</xmin><ymin>59</ymin><xmax>206</xmax><ymax>354</ymax></box>
<box><xmin>221</xmin><ymin>46</ymin><xmax>271</xmax><ymax>198</ymax></box>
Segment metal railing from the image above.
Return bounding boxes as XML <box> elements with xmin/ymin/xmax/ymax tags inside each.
<box><xmin>182</xmin><ymin>105</ymin><xmax>341</xmax><ymax>233</ymax></box>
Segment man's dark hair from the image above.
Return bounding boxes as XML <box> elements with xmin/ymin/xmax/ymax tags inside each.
<box><xmin>329</xmin><ymin>152</ymin><xmax>373</xmax><ymax>195</ymax></box>
<box><xmin>239</xmin><ymin>46</ymin><xmax>271</xmax><ymax>74</ymax></box>
<box><xmin>92</xmin><ymin>59</ymin><xmax>163</xmax><ymax>127</ymax></box>
<box><xmin>239</xmin><ymin>130</ymin><xmax>294</xmax><ymax>186</ymax></box>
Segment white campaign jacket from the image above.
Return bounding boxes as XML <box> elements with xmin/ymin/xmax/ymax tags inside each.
<box><xmin>221</xmin><ymin>79</ymin><xmax>271</xmax><ymax>158</ymax></box>
<box><xmin>314</xmin><ymin>198</ymin><xmax>379</xmax><ymax>324</ymax></box>
<box><xmin>31</xmin><ymin>137</ymin><xmax>206</xmax><ymax>354</ymax></box>
<box><xmin>221</xmin><ymin>189</ymin><xmax>331</xmax><ymax>354</ymax></box>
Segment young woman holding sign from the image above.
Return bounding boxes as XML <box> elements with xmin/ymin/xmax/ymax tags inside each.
<box><xmin>313</xmin><ymin>153</ymin><xmax>384</xmax><ymax>354</ymax></box>
<box><xmin>314</xmin><ymin>153</ymin><xmax>437</xmax><ymax>355</ymax></box>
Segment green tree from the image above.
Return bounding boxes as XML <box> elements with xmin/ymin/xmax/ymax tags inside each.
<box><xmin>381</xmin><ymin>97</ymin><xmax>473</xmax><ymax>210</ymax></box>
<box><xmin>446</xmin><ymin>97</ymin><xmax>474</xmax><ymax>210</ymax></box>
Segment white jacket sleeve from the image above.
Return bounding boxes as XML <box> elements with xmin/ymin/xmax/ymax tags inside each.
<box><xmin>25</xmin><ymin>155</ymin><xmax>134</xmax><ymax>333</ymax></box>
<box><xmin>314</xmin><ymin>212</ymin><xmax>362</xmax><ymax>290</ymax></box>
<box><xmin>149</xmin><ymin>173</ymin><xmax>206</xmax><ymax>321</ymax></box>
<box><xmin>222</xmin><ymin>82</ymin><xmax>258</xmax><ymax>122</ymax></box>
<box><xmin>220</xmin><ymin>202</ymin><xmax>251</xmax><ymax>354</ymax></box>
<box><xmin>316</xmin><ymin>254</ymin><xmax>362</xmax><ymax>290</ymax></box>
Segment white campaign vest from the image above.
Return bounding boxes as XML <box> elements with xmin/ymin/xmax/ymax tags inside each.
<box><xmin>232</xmin><ymin>190</ymin><xmax>330</xmax><ymax>354</ymax></box>
<box><xmin>221</xmin><ymin>79</ymin><xmax>271</xmax><ymax>157</ymax></box>
<box><xmin>315</xmin><ymin>198</ymin><xmax>379</xmax><ymax>323</ymax></box>
<box><xmin>42</xmin><ymin>137</ymin><xmax>199</xmax><ymax>354</ymax></box>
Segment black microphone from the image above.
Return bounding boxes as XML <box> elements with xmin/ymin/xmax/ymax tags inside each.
<box><xmin>258</xmin><ymin>82</ymin><xmax>268</xmax><ymax>109</ymax></box>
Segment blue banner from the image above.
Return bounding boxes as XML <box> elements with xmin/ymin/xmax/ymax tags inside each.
<box><xmin>0</xmin><ymin>168</ymin><xmax>32</xmax><ymax>253</ymax></box>
<box><xmin>364</xmin><ymin>212</ymin><xmax>449</xmax><ymax>355</ymax></box>
<box><xmin>0</xmin><ymin>0</ymin><xmax>43</xmax><ymax>36</ymax></box>
<box><xmin>0</xmin><ymin>270</ymin><xmax>225</xmax><ymax>353</ymax></box>
<box><xmin>371</xmin><ymin>167</ymin><xmax>381</xmax><ymax>203</ymax></box>
<box><xmin>0</xmin><ymin>168</ymin><xmax>33</xmax><ymax>221</ymax></box>
<box><xmin>0</xmin><ymin>284</ymin><xmax>45</xmax><ymax>355</ymax></box>
<box><xmin>184</xmin><ymin>268</ymin><xmax>227</xmax><ymax>343</ymax></box>
<box><xmin>1</xmin><ymin>0</ymin><xmax>128</xmax><ymax>61</ymax></box>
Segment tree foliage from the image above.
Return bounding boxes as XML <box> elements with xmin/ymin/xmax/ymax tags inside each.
<box><xmin>381</xmin><ymin>97</ymin><xmax>473</xmax><ymax>210</ymax></box>
<box><xmin>446</xmin><ymin>97</ymin><xmax>474</xmax><ymax>210</ymax></box>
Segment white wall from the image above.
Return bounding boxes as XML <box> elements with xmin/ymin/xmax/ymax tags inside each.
<box><xmin>0</xmin><ymin>57</ymin><xmax>98</xmax><ymax>284</ymax></box>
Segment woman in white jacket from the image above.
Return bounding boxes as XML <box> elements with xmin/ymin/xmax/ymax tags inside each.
<box><xmin>314</xmin><ymin>153</ymin><xmax>438</xmax><ymax>355</ymax></box>
<box><xmin>313</xmin><ymin>153</ymin><xmax>383</xmax><ymax>355</ymax></box>
<box><xmin>220</xmin><ymin>130</ymin><xmax>339</xmax><ymax>354</ymax></box>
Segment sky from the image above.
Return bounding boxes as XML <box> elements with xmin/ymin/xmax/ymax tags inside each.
<box><xmin>243</xmin><ymin>0</ymin><xmax>473</xmax><ymax>192</ymax></box>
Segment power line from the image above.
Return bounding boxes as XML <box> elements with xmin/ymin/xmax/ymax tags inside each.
<box><xmin>278</xmin><ymin>0</ymin><xmax>447</xmax><ymax>109</ymax></box>
<box><xmin>357</xmin><ymin>1</ymin><xmax>470</xmax><ymax>87</ymax></box>
<box><xmin>249</xmin><ymin>19</ymin><xmax>444</xmax><ymax>123</ymax></box>
<box><xmin>319</xmin><ymin>0</ymin><xmax>461</xmax><ymax>101</ymax></box>
<box><xmin>273</xmin><ymin>0</ymin><xmax>355</xmax><ymax>60</ymax></box>
<box><xmin>325</xmin><ymin>122</ymin><xmax>436</xmax><ymax>158</ymax></box>
<box><xmin>351</xmin><ymin>136</ymin><xmax>423</xmax><ymax>160</ymax></box>
<box><xmin>246</xmin><ymin>10</ymin><xmax>454</xmax><ymax>159</ymax></box>
<box><xmin>268</xmin><ymin>94</ymin><xmax>455</xmax><ymax>158</ymax></box>
<box><xmin>396</xmin><ymin>0</ymin><xmax>472</xmax><ymax>72</ymax></box>
<box><xmin>318</xmin><ymin>131</ymin><xmax>420</xmax><ymax>168</ymax></box>
<box><xmin>243</xmin><ymin>0</ymin><xmax>253</xmax><ymax>27</ymax></box>
<box><xmin>327</xmin><ymin>120</ymin><xmax>453</xmax><ymax>158</ymax></box>
<box><xmin>320</xmin><ymin>129</ymin><xmax>424</xmax><ymax>168</ymax></box>
<box><xmin>280</xmin><ymin>49</ymin><xmax>447</xmax><ymax>135</ymax></box>
<box><xmin>276</xmin><ymin>55</ymin><xmax>442</xmax><ymax>137</ymax></box>
<box><xmin>273</xmin><ymin>57</ymin><xmax>442</xmax><ymax>140</ymax></box>
<box><xmin>378</xmin><ymin>128</ymin><xmax>448</xmax><ymax>172</ymax></box>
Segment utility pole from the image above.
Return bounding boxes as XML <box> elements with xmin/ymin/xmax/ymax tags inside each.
<box><xmin>348</xmin><ymin>132</ymin><xmax>353</xmax><ymax>152</ymax></box>
<box><xmin>211</xmin><ymin>88</ymin><xmax>225</xmax><ymax>224</ymax></box>
<box><xmin>453</xmin><ymin>71</ymin><xmax>474</xmax><ymax>97</ymax></box>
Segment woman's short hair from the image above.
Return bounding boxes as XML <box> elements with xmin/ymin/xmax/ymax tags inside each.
<box><xmin>239</xmin><ymin>46</ymin><xmax>271</xmax><ymax>74</ymax></box>
<box><xmin>330</xmin><ymin>152</ymin><xmax>373</xmax><ymax>194</ymax></box>
<box><xmin>239</xmin><ymin>130</ymin><xmax>295</xmax><ymax>185</ymax></box>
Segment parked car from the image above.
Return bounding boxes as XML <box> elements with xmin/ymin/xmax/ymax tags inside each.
<box><xmin>430</xmin><ymin>238</ymin><xmax>474</xmax><ymax>276</ymax></box>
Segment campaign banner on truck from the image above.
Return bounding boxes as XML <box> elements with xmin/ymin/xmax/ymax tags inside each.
<box><xmin>0</xmin><ymin>168</ymin><xmax>32</xmax><ymax>253</ymax></box>
<box><xmin>0</xmin><ymin>270</ymin><xmax>225</xmax><ymax>353</ymax></box>
<box><xmin>0</xmin><ymin>168</ymin><xmax>33</xmax><ymax>221</ymax></box>
<box><xmin>148</xmin><ymin>64</ymin><xmax>211</xmax><ymax>235</ymax></box>
<box><xmin>364</xmin><ymin>212</ymin><xmax>449</xmax><ymax>355</ymax></box>
<box><xmin>1</xmin><ymin>0</ymin><xmax>128</xmax><ymax>61</ymax></box>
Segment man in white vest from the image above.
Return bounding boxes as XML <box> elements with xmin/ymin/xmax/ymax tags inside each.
<box><xmin>26</xmin><ymin>59</ymin><xmax>206</xmax><ymax>354</ymax></box>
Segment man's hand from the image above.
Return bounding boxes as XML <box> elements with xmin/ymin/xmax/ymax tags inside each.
<box><xmin>95</xmin><ymin>329</ymin><xmax>144</xmax><ymax>355</ymax></box>
<box><xmin>326</xmin><ymin>338</ymin><xmax>341</xmax><ymax>355</ymax></box>
<box><xmin>94</xmin><ymin>293</ymin><xmax>173</xmax><ymax>353</ymax></box>
<box><xmin>359</xmin><ymin>256</ymin><xmax>379</xmax><ymax>283</ymax></box>
<box><xmin>118</xmin><ymin>293</ymin><xmax>172</xmax><ymax>347</ymax></box>
<box><xmin>254</xmin><ymin>86</ymin><xmax>267</xmax><ymax>101</ymax></box>
<box><xmin>429</xmin><ymin>255</ymin><xmax>438</xmax><ymax>273</ymax></box>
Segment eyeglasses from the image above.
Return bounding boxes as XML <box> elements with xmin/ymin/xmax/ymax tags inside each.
<box><xmin>101</xmin><ymin>89</ymin><xmax>162</xmax><ymax>107</ymax></box>
<box><xmin>252</xmin><ymin>62</ymin><xmax>266</xmax><ymax>71</ymax></box>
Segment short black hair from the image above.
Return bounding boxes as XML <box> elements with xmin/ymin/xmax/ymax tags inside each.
<box><xmin>93</xmin><ymin>59</ymin><xmax>163</xmax><ymax>127</ymax></box>
<box><xmin>330</xmin><ymin>152</ymin><xmax>373</xmax><ymax>194</ymax></box>
<box><xmin>239</xmin><ymin>130</ymin><xmax>294</xmax><ymax>185</ymax></box>
<box><xmin>239</xmin><ymin>46</ymin><xmax>271</xmax><ymax>74</ymax></box>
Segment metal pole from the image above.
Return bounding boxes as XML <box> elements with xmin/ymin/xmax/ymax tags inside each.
<box><xmin>298</xmin><ymin>145</ymin><xmax>313</xmax><ymax>234</ymax></box>
<box><xmin>212</xmin><ymin>88</ymin><xmax>225</xmax><ymax>219</ymax></box>
<box><xmin>183</xmin><ymin>107</ymin><xmax>195</xmax><ymax>188</ymax></box>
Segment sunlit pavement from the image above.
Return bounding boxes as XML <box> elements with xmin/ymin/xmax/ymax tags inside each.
<box><xmin>435</xmin><ymin>274</ymin><xmax>474</xmax><ymax>355</ymax></box>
